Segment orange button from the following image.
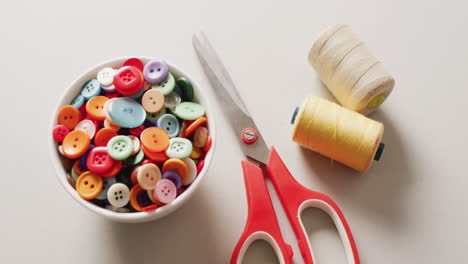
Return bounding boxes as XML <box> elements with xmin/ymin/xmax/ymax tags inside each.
<box><xmin>190</xmin><ymin>147</ymin><xmax>203</xmax><ymax>159</ymax></box>
<box><xmin>76</xmin><ymin>171</ymin><xmax>103</xmax><ymax>200</ymax></box>
<box><xmin>141</xmin><ymin>145</ymin><xmax>169</xmax><ymax>163</ymax></box>
<box><xmin>62</xmin><ymin>130</ymin><xmax>91</xmax><ymax>159</ymax></box>
<box><xmin>86</xmin><ymin>96</ymin><xmax>109</xmax><ymax>121</ymax></box>
<box><xmin>94</xmin><ymin>128</ymin><xmax>118</xmax><ymax>146</ymax></box>
<box><xmin>129</xmin><ymin>184</ymin><xmax>144</xmax><ymax>212</ymax></box>
<box><xmin>104</xmin><ymin>118</ymin><xmax>121</xmax><ymax>132</ymax></box>
<box><xmin>184</xmin><ymin>117</ymin><xmax>207</xmax><ymax>138</ymax></box>
<box><xmin>57</xmin><ymin>105</ymin><xmax>81</xmax><ymax>130</ymax></box>
<box><xmin>162</xmin><ymin>158</ymin><xmax>189</xmax><ymax>183</ymax></box>
<box><xmin>100</xmin><ymin>160</ymin><xmax>122</xmax><ymax>178</ymax></box>
<box><xmin>141</xmin><ymin>89</ymin><xmax>165</xmax><ymax>113</ymax></box>
<box><xmin>73</xmin><ymin>160</ymin><xmax>87</xmax><ymax>176</ymax></box>
<box><xmin>140</xmin><ymin>127</ymin><xmax>170</xmax><ymax>152</ymax></box>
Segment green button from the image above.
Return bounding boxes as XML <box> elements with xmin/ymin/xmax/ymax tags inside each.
<box><xmin>71</xmin><ymin>168</ymin><xmax>79</xmax><ymax>181</ymax></box>
<box><xmin>165</xmin><ymin>138</ymin><xmax>193</xmax><ymax>159</ymax></box>
<box><xmin>173</xmin><ymin>102</ymin><xmax>205</xmax><ymax>120</ymax></box>
<box><xmin>176</xmin><ymin>77</ymin><xmax>194</xmax><ymax>100</ymax></box>
<box><xmin>146</xmin><ymin>107</ymin><xmax>166</xmax><ymax>123</ymax></box>
<box><xmin>107</xmin><ymin>136</ymin><xmax>134</xmax><ymax>160</ymax></box>
<box><xmin>152</xmin><ymin>73</ymin><xmax>175</xmax><ymax>95</ymax></box>
<box><xmin>124</xmin><ymin>149</ymin><xmax>145</xmax><ymax>166</ymax></box>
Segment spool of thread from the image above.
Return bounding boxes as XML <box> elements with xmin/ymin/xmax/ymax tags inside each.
<box><xmin>291</xmin><ymin>95</ymin><xmax>385</xmax><ymax>172</ymax></box>
<box><xmin>308</xmin><ymin>24</ymin><xmax>395</xmax><ymax>115</ymax></box>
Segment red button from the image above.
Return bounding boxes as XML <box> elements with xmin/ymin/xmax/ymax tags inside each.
<box><xmin>129</xmin><ymin>125</ymin><xmax>146</xmax><ymax>137</ymax></box>
<box><xmin>53</xmin><ymin>125</ymin><xmax>70</xmax><ymax>142</ymax></box>
<box><xmin>196</xmin><ymin>159</ymin><xmax>205</xmax><ymax>175</ymax></box>
<box><xmin>241</xmin><ymin>128</ymin><xmax>258</xmax><ymax>144</ymax></box>
<box><xmin>86</xmin><ymin>147</ymin><xmax>115</xmax><ymax>175</ymax></box>
<box><xmin>123</xmin><ymin>58</ymin><xmax>144</xmax><ymax>72</ymax></box>
<box><xmin>113</xmin><ymin>66</ymin><xmax>144</xmax><ymax>95</ymax></box>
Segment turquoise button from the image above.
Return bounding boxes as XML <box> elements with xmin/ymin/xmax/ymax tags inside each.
<box><xmin>126</xmin><ymin>87</ymin><xmax>145</xmax><ymax>100</ymax></box>
<box><xmin>108</xmin><ymin>98</ymin><xmax>146</xmax><ymax>128</ymax></box>
<box><xmin>173</xmin><ymin>102</ymin><xmax>205</xmax><ymax>120</ymax></box>
<box><xmin>81</xmin><ymin>79</ymin><xmax>101</xmax><ymax>99</ymax></box>
<box><xmin>165</xmin><ymin>138</ymin><xmax>193</xmax><ymax>159</ymax></box>
<box><xmin>146</xmin><ymin>107</ymin><xmax>166</xmax><ymax>123</ymax></box>
<box><xmin>157</xmin><ymin>114</ymin><xmax>180</xmax><ymax>138</ymax></box>
<box><xmin>107</xmin><ymin>135</ymin><xmax>134</xmax><ymax>160</ymax></box>
<box><xmin>70</xmin><ymin>95</ymin><xmax>85</xmax><ymax>108</ymax></box>
<box><xmin>96</xmin><ymin>177</ymin><xmax>116</xmax><ymax>200</ymax></box>
<box><xmin>176</xmin><ymin>77</ymin><xmax>194</xmax><ymax>100</ymax></box>
<box><xmin>125</xmin><ymin>149</ymin><xmax>145</xmax><ymax>166</ymax></box>
<box><xmin>152</xmin><ymin>72</ymin><xmax>175</xmax><ymax>95</ymax></box>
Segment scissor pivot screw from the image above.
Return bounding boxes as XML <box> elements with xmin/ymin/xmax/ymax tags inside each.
<box><xmin>241</xmin><ymin>128</ymin><xmax>258</xmax><ymax>144</ymax></box>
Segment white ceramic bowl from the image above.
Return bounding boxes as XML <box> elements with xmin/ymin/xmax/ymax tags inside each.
<box><xmin>49</xmin><ymin>56</ymin><xmax>215</xmax><ymax>223</ymax></box>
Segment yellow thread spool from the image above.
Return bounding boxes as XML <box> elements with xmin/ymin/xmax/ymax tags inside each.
<box><xmin>291</xmin><ymin>95</ymin><xmax>384</xmax><ymax>171</ymax></box>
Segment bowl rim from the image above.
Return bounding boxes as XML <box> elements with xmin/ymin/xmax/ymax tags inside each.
<box><xmin>49</xmin><ymin>56</ymin><xmax>216</xmax><ymax>223</ymax></box>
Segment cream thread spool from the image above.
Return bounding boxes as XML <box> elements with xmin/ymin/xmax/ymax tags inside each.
<box><xmin>308</xmin><ymin>24</ymin><xmax>395</xmax><ymax>115</ymax></box>
<box><xmin>291</xmin><ymin>95</ymin><xmax>385</xmax><ymax>172</ymax></box>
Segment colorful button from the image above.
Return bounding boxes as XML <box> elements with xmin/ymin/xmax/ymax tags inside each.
<box><xmin>104</xmin><ymin>118</ymin><xmax>120</xmax><ymax>132</ymax></box>
<box><xmin>80</xmin><ymin>79</ymin><xmax>101</xmax><ymax>99</ymax></box>
<box><xmin>136</xmin><ymin>189</ymin><xmax>154</xmax><ymax>207</ymax></box>
<box><xmin>129</xmin><ymin>184</ymin><xmax>145</xmax><ymax>211</ymax></box>
<box><xmin>70</xmin><ymin>95</ymin><xmax>85</xmax><ymax>109</ymax></box>
<box><xmin>86</xmin><ymin>146</ymin><xmax>115</xmax><ymax>175</ymax></box>
<box><xmin>80</xmin><ymin>146</ymin><xmax>93</xmax><ymax>171</ymax></box>
<box><xmin>123</xmin><ymin>58</ymin><xmax>144</xmax><ymax>72</ymax></box>
<box><xmin>130</xmin><ymin>166</ymin><xmax>140</xmax><ymax>185</ymax></box>
<box><xmin>128</xmin><ymin>135</ymin><xmax>141</xmax><ymax>155</ymax></box>
<box><xmin>126</xmin><ymin>87</ymin><xmax>144</xmax><ymax>100</ymax></box>
<box><xmin>143</xmin><ymin>59</ymin><xmax>169</xmax><ymax>84</ymax></box>
<box><xmin>181</xmin><ymin>158</ymin><xmax>197</xmax><ymax>186</ymax></box>
<box><xmin>153</xmin><ymin>179</ymin><xmax>177</xmax><ymax>205</ymax></box>
<box><xmin>96</xmin><ymin>177</ymin><xmax>116</xmax><ymax>200</ymax></box>
<box><xmin>193</xmin><ymin>126</ymin><xmax>208</xmax><ymax>148</ymax></box>
<box><xmin>76</xmin><ymin>171</ymin><xmax>103</xmax><ymax>200</ymax></box>
<box><xmin>94</xmin><ymin>128</ymin><xmax>118</xmax><ymax>146</ymax></box>
<box><xmin>152</xmin><ymin>72</ymin><xmax>175</xmax><ymax>95</ymax></box>
<box><xmin>164</xmin><ymin>92</ymin><xmax>181</xmax><ymax>109</ymax></box>
<box><xmin>75</xmin><ymin>119</ymin><xmax>97</xmax><ymax>140</ymax></box>
<box><xmin>176</xmin><ymin>77</ymin><xmax>194</xmax><ymax>100</ymax></box>
<box><xmin>203</xmin><ymin>135</ymin><xmax>212</xmax><ymax>152</ymax></box>
<box><xmin>101</xmin><ymin>84</ymin><xmax>116</xmax><ymax>92</ymax></box>
<box><xmin>73</xmin><ymin>159</ymin><xmax>87</xmax><ymax>176</ymax></box>
<box><xmin>241</xmin><ymin>128</ymin><xmax>258</xmax><ymax>144</ymax></box>
<box><xmin>162</xmin><ymin>171</ymin><xmax>182</xmax><ymax>189</ymax></box>
<box><xmin>140</xmin><ymin>127</ymin><xmax>170</xmax><ymax>152</ymax></box>
<box><xmin>162</xmin><ymin>158</ymin><xmax>189</xmax><ymax>183</ymax></box>
<box><xmin>137</xmin><ymin>163</ymin><xmax>161</xmax><ymax>190</ymax></box>
<box><xmin>97</xmin><ymin>68</ymin><xmax>115</xmax><ymax>86</ymax></box>
<box><xmin>86</xmin><ymin>96</ymin><xmax>109</xmax><ymax>121</ymax></box>
<box><xmin>70</xmin><ymin>166</ymin><xmax>80</xmax><ymax>181</ymax></box>
<box><xmin>125</xmin><ymin>149</ymin><xmax>145</xmax><ymax>167</ymax></box>
<box><xmin>53</xmin><ymin>124</ymin><xmax>70</xmax><ymax>142</ymax></box>
<box><xmin>165</xmin><ymin>137</ymin><xmax>193</xmax><ymax>159</ymax></box>
<box><xmin>57</xmin><ymin>105</ymin><xmax>80</xmax><ymax>130</ymax></box>
<box><xmin>178</xmin><ymin>121</ymin><xmax>187</xmax><ymax>137</ymax></box>
<box><xmin>129</xmin><ymin>125</ymin><xmax>146</xmax><ymax>137</ymax></box>
<box><xmin>107</xmin><ymin>183</ymin><xmax>130</xmax><ymax>208</ymax></box>
<box><xmin>196</xmin><ymin>159</ymin><xmax>205</xmax><ymax>175</ymax></box>
<box><xmin>157</xmin><ymin>114</ymin><xmax>180</xmax><ymax>138</ymax></box>
<box><xmin>113</xmin><ymin>66</ymin><xmax>144</xmax><ymax>95</ymax></box>
<box><xmin>62</xmin><ymin>130</ymin><xmax>91</xmax><ymax>159</ymax></box>
<box><xmin>141</xmin><ymin>145</ymin><xmax>169</xmax><ymax>163</ymax></box>
<box><xmin>108</xmin><ymin>97</ymin><xmax>146</xmax><ymax>128</ymax></box>
<box><xmin>146</xmin><ymin>107</ymin><xmax>166</xmax><ymax>123</ymax></box>
<box><xmin>101</xmin><ymin>160</ymin><xmax>122</xmax><ymax>178</ymax></box>
<box><xmin>107</xmin><ymin>135</ymin><xmax>133</xmax><ymax>160</ymax></box>
<box><xmin>173</xmin><ymin>102</ymin><xmax>205</xmax><ymax>120</ymax></box>
<box><xmin>190</xmin><ymin>147</ymin><xmax>202</xmax><ymax>159</ymax></box>
<box><xmin>141</xmin><ymin>89</ymin><xmax>165</xmax><ymax>113</ymax></box>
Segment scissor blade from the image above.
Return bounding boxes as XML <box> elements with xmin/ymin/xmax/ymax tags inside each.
<box><xmin>192</xmin><ymin>31</ymin><xmax>270</xmax><ymax>164</ymax></box>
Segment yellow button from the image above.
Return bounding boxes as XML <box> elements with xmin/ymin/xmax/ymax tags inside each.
<box><xmin>76</xmin><ymin>171</ymin><xmax>103</xmax><ymax>200</ymax></box>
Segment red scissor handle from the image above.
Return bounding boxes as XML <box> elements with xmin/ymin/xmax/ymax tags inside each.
<box><xmin>266</xmin><ymin>147</ymin><xmax>360</xmax><ymax>264</ymax></box>
<box><xmin>230</xmin><ymin>160</ymin><xmax>293</xmax><ymax>264</ymax></box>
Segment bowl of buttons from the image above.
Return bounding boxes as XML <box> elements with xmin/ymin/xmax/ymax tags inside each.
<box><xmin>50</xmin><ymin>56</ymin><xmax>215</xmax><ymax>223</ymax></box>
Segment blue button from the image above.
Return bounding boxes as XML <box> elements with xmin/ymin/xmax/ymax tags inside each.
<box><xmin>96</xmin><ymin>177</ymin><xmax>117</xmax><ymax>200</ymax></box>
<box><xmin>80</xmin><ymin>146</ymin><xmax>94</xmax><ymax>171</ymax></box>
<box><xmin>157</xmin><ymin>113</ymin><xmax>180</xmax><ymax>138</ymax></box>
<box><xmin>80</xmin><ymin>79</ymin><xmax>101</xmax><ymax>99</ymax></box>
<box><xmin>126</xmin><ymin>87</ymin><xmax>145</xmax><ymax>100</ymax></box>
<box><xmin>108</xmin><ymin>98</ymin><xmax>146</xmax><ymax>128</ymax></box>
<box><xmin>70</xmin><ymin>95</ymin><xmax>85</xmax><ymax>108</ymax></box>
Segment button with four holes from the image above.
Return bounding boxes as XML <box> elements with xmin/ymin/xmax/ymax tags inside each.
<box><xmin>76</xmin><ymin>171</ymin><xmax>103</xmax><ymax>200</ymax></box>
<box><xmin>165</xmin><ymin>137</ymin><xmax>193</xmax><ymax>159</ymax></box>
<box><xmin>157</xmin><ymin>113</ymin><xmax>180</xmax><ymax>138</ymax></box>
<box><xmin>70</xmin><ymin>95</ymin><xmax>85</xmax><ymax>109</ymax></box>
<box><xmin>153</xmin><ymin>179</ymin><xmax>177</xmax><ymax>204</ymax></box>
<box><xmin>113</xmin><ymin>66</ymin><xmax>144</xmax><ymax>95</ymax></box>
<box><xmin>97</xmin><ymin>68</ymin><xmax>115</xmax><ymax>86</ymax></box>
<box><xmin>107</xmin><ymin>135</ymin><xmax>133</xmax><ymax>160</ymax></box>
<box><xmin>107</xmin><ymin>183</ymin><xmax>130</xmax><ymax>208</ymax></box>
<box><xmin>80</xmin><ymin>79</ymin><xmax>101</xmax><ymax>99</ymax></box>
<box><xmin>86</xmin><ymin>146</ymin><xmax>115</xmax><ymax>175</ymax></box>
<box><xmin>53</xmin><ymin>124</ymin><xmax>70</xmax><ymax>142</ymax></box>
<box><xmin>137</xmin><ymin>163</ymin><xmax>161</xmax><ymax>190</ymax></box>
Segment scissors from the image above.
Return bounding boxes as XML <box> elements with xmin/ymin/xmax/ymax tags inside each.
<box><xmin>193</xmin><ymin>32</ymin><xmax>360</xmax><ymax>264</ymax></box>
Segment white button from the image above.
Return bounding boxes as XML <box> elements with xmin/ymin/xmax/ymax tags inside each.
<box><xmin>182</xmin><ymin>157</ymin><xmax>197</xmax><ymax>185</ymax></box>
<box><xmin>137</xmin><ymin>163</ymin><xmax>161</xmax><ymax>190</ymax></box>
<box><xmin>97</xmin><ymin>67</ymin><xmax>115</xmax><ymax>86</ymax></box>
<box><xmin>75</xmin><ymin>119</ymin><xmax>96</xmax><ymax>140</ymax></box>
<box><xmin>107</xmin><ymin>183</ymin><xmax>130</xmax><ymax>208</ymax></box>
<box><xmin>128</xmin><ymin>135</ymin><xmax>141</xmax><ymax>155</ymax></box>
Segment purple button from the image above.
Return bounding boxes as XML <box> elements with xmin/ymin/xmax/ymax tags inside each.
<box><xmin>101</xmin><ymin>84</ymin><xmax>116</xmax><ymax>92</ymax></box>
<box><xmin>143</xmin><ymin>59</ymin><xmax>169</xmax><ymax>84</ymax></box>
<box><xmin>153</xmin><ymin>179</ymin><xmax>177</xmax><ymax>204</ymax></box>
<box><xmin>162</xmin><ymin>171</ymin><xmax>182</xmax><ymax>189</ymax></box>
<box><xmin>136</xmin><ymin>190</ymin><xmax>153</xmax><ymax>207</ymax></box>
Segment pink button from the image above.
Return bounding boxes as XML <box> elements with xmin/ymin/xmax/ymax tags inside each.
<box><xmin>53</xmin><ymin>124</ymin><xmax>70</xmax><ymax>142</ymax></box>
<box><xmin>86</xmin><ymin>147</ymin><xmax>115</xmax><ymax>175</ymax></box>
<box><xmin>153</xmin><ymin>179</ymin><xmax>177</xmax><ymax>204</ymax></box>
<box><xmin>75</xmin><ymin>119</ymin><xmax>97</xmax><ymax>140</ymax></box>
<box><xmin>129</xmin><ymin>125</ymin><xmax>146</xmax><ymax>137</ymax></box>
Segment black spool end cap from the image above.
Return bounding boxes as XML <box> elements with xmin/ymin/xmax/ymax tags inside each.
<box><xmin>291</xmin><ymin>107</ymin><xmax>299</xmax><ymax>125</ymax></box>
<box><xmin>374</xmin><ymin>142</ymin><xmax>385</xmax><ymax>161</ymax></box>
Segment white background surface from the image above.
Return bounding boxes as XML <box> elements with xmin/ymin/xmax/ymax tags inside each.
<box><xmin>0</xmin><ymin>0</ymin><xmax>466</xmax><ymax>263</ymax></box>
